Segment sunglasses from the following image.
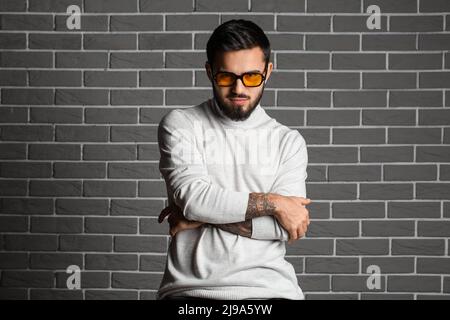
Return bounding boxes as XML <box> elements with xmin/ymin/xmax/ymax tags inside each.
<box><xmin>212</xmin><ymin>65</ymin><xmax>268</xmax><ymax>88</ymax></box>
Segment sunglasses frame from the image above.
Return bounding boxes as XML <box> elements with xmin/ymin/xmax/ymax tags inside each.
<box><xmin>211</xmin><ymin>63</ymin><xmax>268</xmax><ymax>88</ymax></box>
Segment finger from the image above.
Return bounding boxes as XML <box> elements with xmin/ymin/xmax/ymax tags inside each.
<box><xmin>158</xmin><ymin>207</ymin><xmax>172</xmax><ymax>223</ymax></box>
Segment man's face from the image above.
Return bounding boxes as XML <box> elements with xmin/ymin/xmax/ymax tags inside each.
<box><xmin>206</xmin><ymin>47</ymin><xmax>273</xmax><ymax>121</ymax></box>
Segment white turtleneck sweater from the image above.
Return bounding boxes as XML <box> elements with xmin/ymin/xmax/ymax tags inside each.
<box><xmin>156</xmin><ymin>97</ymin><xmax>308</xmax><ymax>300</ymax></box>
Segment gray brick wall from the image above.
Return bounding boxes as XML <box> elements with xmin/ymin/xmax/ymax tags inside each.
<box><xmin>0</xmin><ymin>0</ymin><xmax>449</xmax><ymax>300</ymax></box>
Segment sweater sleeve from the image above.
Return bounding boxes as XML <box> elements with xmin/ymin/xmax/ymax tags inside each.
<box><xmin>251</xmin><ymin>130</ymin><xmax>308</xmax><ymax>241</ymax></box>
<box><xmin>158</xmin><ymin>109</ymin><xmax>250</xmax><ymax>224</ymax></box>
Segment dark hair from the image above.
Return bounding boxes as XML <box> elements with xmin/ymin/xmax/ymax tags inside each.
<box><xmin>206</xmin><ymin>19</ymin><xmax>271</xmax><ymax>71</ymax></box>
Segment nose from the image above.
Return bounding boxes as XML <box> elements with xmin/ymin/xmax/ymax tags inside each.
<box><xmin>231</xmin><ymin>77</ymin><xmax>246</xmax><ymax>95</ymax></box>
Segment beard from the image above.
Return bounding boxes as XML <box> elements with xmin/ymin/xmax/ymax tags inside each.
<box><xmin>212</xmin><ymin>83</ymin><xmax>265</xmax><ymax>121</ymax></box>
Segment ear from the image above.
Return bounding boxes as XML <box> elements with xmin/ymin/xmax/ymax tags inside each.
<box><xmin>264</xmin><ymin>61</ymin><xmax>273</xmax><ymax>84</ymax></box>
<box><xmin>205</xmin><ymin>61</ymin><xmax>213</xmax><ymax>81</ymax></box>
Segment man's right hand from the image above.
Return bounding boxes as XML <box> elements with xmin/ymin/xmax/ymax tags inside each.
<box><xmin>269</xmin><ymin>194</ymin><xmax>312</xmax><ymax>244</ymax></box>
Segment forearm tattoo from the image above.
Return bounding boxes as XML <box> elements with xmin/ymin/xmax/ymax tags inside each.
<box><xmin>215</xmin><ymin>220</ymin><xmax>252</xmax><ymax>238</ymax></box>
<box><xmin>245</xmin><ymin>192</ymin><xmax>277</xmax><ymax>220</ymax></box>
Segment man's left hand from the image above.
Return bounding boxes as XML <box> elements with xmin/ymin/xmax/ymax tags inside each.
<box><xmin>158</xmin><ymin>204</ymin><xmax>204</xmax><ymax>237</ymax></box>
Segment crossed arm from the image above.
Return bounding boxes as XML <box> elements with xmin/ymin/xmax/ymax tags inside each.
<box><xmin>158</xmin><ymin>110</ymin><xmax>308</xmax><ymax>241</ymax></box>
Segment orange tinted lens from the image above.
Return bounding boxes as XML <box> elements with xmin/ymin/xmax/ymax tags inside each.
<box><xmin>216</xmin><ymin>73</ymin><xmax>235</xmax><ymax>86</ymax></box>
<box><xmin>243</xmin><ymin>73</ymin><xmax>263</xmax><ymax>86</ymax></box>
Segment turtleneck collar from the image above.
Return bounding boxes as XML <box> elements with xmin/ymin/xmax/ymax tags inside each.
<box><xmin>210</xmin><ymin>97</ymin><xmax>265</xmax><ymax>128</ymax></box>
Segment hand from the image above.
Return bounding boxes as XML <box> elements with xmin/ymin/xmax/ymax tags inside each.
<box><xmin>270</xmin><ymin>194</ymin><xmax>312</xmax><ymax>244</ymax></box>
<box><xmin>158</xmin><ymin>204</ymin><xmax>204</xmax><ymax>237</ymax></box>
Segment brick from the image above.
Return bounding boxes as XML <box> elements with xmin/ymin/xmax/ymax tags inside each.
<box><xmin>30</xmin><ymin>253</ymin><xmax>82</xmax><ymax>269</ymax></box>
<box><xmin>307</xmin><ymin>165</ymin><xmax>327</xmax><ymax>182</ymax></box>
<box><xmin>114</xmin><ymin>236</ymin><xmax>167</xmax><ymax>253</ymax></box>
<box><xmin>0</xmin><ymin>51</ymin><xmax>52</xmax><ymax>68</ymax></box>
<box><xmin>362</xmin><ymin>220</ymin><xmax>415</xmax><ymax>237</ymax></box>
<box><xmin>390</xmin><ymin>53</ymin><xmax>442</xmax><ymax>70</ymax></box>
<box><xmin>1</xmin><ymin>125</ymin><xmax>53</xmax><ymax>141</ymax></box>
<box><xmin>420</xmin><ymin>72</ymin><xmax>450</xmax><ymax>88</ymax></box>
<box><xmin>56</xmin><ymin>199</ymin><xmax>108</xmax><ymax>216</ymax></box>
<box><xmin>364</xmin><ymin>72</ymin><xmax>416</xmax><ymax>89</ymax></box>
<box><xmin>264</xmin><ymin>109</ymin><xmax>304</xmax><ymax>126</ymax></box>
<box><xmin>29</xmin><ymin>34</ymin><xmax>81</xmax><ymax>50</ymax></box>
<box><xmin>84</xmin><ymin>34</ymin><xmax>136</xmax><ymax>50</ymax></box>
<box><xmin>278</xmin><ymin>91</ymin><xmax>330</xmax><ymax>108</ymax></box>
<box><xmin>307</xmin><ymin>221</ymin><xmax>359</xmax><ymax>237</ymax></box>
<box><xmin>108</xmin><ymin>163</ymin><xmax>160</xmax><ymax>179</ymax></box>
<box><xmin>30</xmin><ymin>290</ymin><xmax>83</xmax><ymax>300</ymax></box>
<box><xmin>266</xmin><ymin>34</ymin><xmax>303</xmax><ymax>50</ymax></box>
<box><xmin>363</xmin><ymin>0</ymin><xmax>417</xmax><ymax>12</ymax></box>
<box><xmin>84</xmin><ymin>0</ymin><xmax>137</xmax><ymax>12</ymax></box>
<box><xmin>85</xmin><ymin>217</ymin><xmax>137</xmax><ymax>234</ymax></box>
<box><xmin>308</xmin><ymin>73</ymin><xmax>360</xmax><ymax>89</ymax></box>
<box><xmin>306</xmin><ymin>257</ymin><xmax>358</xmax><ymax>274</ymax></box>
<box><xmin>306</xmin><ymin>35</ymin><xmax>359</xmax><ymax>51</ymax></box>
<box><xmin>334</xmin><ymin>91</ymin><xmax>387</xmax><ymax>108</ymax></box>
<box><xmin>0</xmin><ymin>14</ymin><xmax>53</xmax><ymax>30</ymax></box>
<box><xmin>306</xmin><ymin>202</ymin><xmax>330</xmax><ymax>219</ymax></box>
<box><xmin>87</xmin><ymin>108</ymin><xmax>137</xmax><ymax>124</ymax></box>
<box><xmin>86</xmin><ymin>290</ymin><xmax>137</xmax><ymax>300</ymax></box>
<box><xmin>333</xmin><ymin>128</ymin><xmax>385</xmax><ymax>144</ymax></box>
<box><xmin>84</xmin><ymin>71</ymin><xmax>137</xmax><ymax>87</ymax></box>
<box><xmin>140</xmin><ymin>108</ymin><xmax>174</xmax><ymax>124</ymax></box>
<box><xmin>416</xmin><ymin>146</ymin><xmax>450</xmax><ymax>162</ymax></box>
<box><xmin>419</xmin><ymin>109</ymin><xmax>450</xmax><ymax>125</ymax></box>
<box><xmin>306</xmin><ymin>293</ymin><xmax>358</xmax><ymax>300</ymax></box>
<box><xmin>362</xmin><ymin>35</ymin><xmax>416</xmax><ymax>51</ymax></box>
<box><xmin>388</xmin><ymin>276</ymin><xmax>441</xmax><ymax>292</ymax></box>
<box><xmin>307</xmin><ymin>0</ymin><xmax>360</xmax><ymax>12</ymax></box>
<box><xmin>55</xmin><ymin>89</ymin><xmax>108</xmax><ymax>106</ymax></box>
<box><xmin>138</xmin><ymin>180</ymin><xmax>167</xmax><ymax>197</ymax></box>
<box><xmin>362</xmin><ymin>109</ymin><xmax>415</xmax><ymax>125</ymax></box>
<box><xmin>112</xmin><ymin>272</ymin><xmax>162</xmax><ymax>290</ymax></box>
<box><xmin>55</xmin><ymin>15</ymin><xmax>108</xmax><ymax>32</ymax></box>
<box><xmin>2</xmin><ymin>89</ymin><xmax>53</xmax><ymax>105</ymax></box>
<box><xmin>56</xmin><ymin>52</ymin><xmax>108</xmax><ymax>68</ymax></box>
<box><xmin>388</xmin><ymin>128</ymin><xmax>441</xmax><ymax>144</ymax></box>
<box><xmin>384</xmin><ymin>165</ymin><xmax>437</xmax><ymax>181</ymax></box>
<box><xmin>390</xmin><ymin>16</ymin><xmax>444</xmax><ymax>32</ymax></box>
<box><xmin>307</xmin><ymin>183</ymin><xmax>357</xmax><ymax>200</ymax></box>
<box><xmin>417</xmin><ymin>183</ymin><xmax>450</xmax><ymax>200</ymax></box>
<box><xmin>4</xmin><ymin>235</ymin><xmax>58</xmax><ymax>251</ymax></box>
<box><xmin>0</xmin><ymin>144</ymin><xmax>26</xmax><ymax>160</ymax></box>
<box><xmin>139</xmin><ymin>33</ymin><xmax>191</xmax><ymax>50</ymax></box>
<box><xmin>110</xmin><ymin>199</ymin><xmax>164</xmax><ymax>216</ymax></box>
<box><xmin>388</xmin><ymin>201</ymin><xmax>441</xmax><ymax>219</ymax></box>
<box><xmin>29</xmin><ymin>180</ymin><xmax>81</xmax><ymax>197</ymax></box>
<box><xmin>336</xmin><ymin>239</ymin><xmax>389</xmax><ymax>255</ymax></box>
<box><xmin>165</xmin><ymin>52</ymin><xmax>205</xmax><ymax>68</ymax></box>
<box><xmin>56</xmin><ymin>126</ymin><xmax>108</xmax><ymax>142</ymax></box>
<box><xmin>297</xmin><ymin>275</ymin><xmax>330</xmax><ymax>292</ymax></box>
<box><xmin>420</xmin><ymin>0</ymin><xmax>450</xmax><ymax>12</ymax></box>
<box><xmin>333</xmin><ymin>53</ymin><xmax>385</xmax><ymax>70</ymax></box>
<box><xmin>0</xmin><ymin>162</ymin><xmax>51</xmax><ymax>178</ymax></box>
<box><xmin>277</xmin><ymin>53</ymin><xmax>329</xmax><ymax>70</ymax></box>
<box><xmin>140</xmin><ymin>254</ymin><xmax>167</xmax><ymax>272</ymax></box>
<box><xmin>111</xmin><ymin>90</ymin><xmax>163</xmax><ymax>106</ymax></box>
<box><xmin>360</xmin><ymin>183</ymin><xmax>413</xmax><ymax>200</ymax></box>
<box><xmin>390</xmin><ymin>91</ymin><xmax>442</xmax><ymax>107</ymax></box>
<box><xmin>222</xmin><ymin>15</ymin><xmax>274</xmax><ymax>31</ymax></box>
<box><xmin>0</xmin><ymin>33</ymin><xmax>25</xmax><ymax>49</ymax></box>
<box><xmin>140</xmin><ymin>0</ymin><xmax>193</xmax><ymax>12</ymax></box>
<box><xmin>30</xmin><ymin>107</ymin><xmax>82</xmax><ymax>124</ymax></box>
<box><xmin>0</xmin><ymin>198</ymin><xmax>53</xmax><ymax>215</ymax></box>
<box><xmin>140</xmin><ymin>217</ymin><xmax>166</xmax><ymax>235</ymax></box>
<box><xmin>332</xmin><ymin>202</ymin><xmax>385</xmax><ymax>219</ymax></box>
<box><xmin>1</xmin><ymin>271</ymin><xmax>53</xmax><ymax>288</ymax></box>
<box><xmin>166</xmin><ymin>89</ymin><xmax>212</xmax><ymax>106</ymax></box>
<box><xmin>140</xmin><ymin>71</ymin><xmax>192</xmax><ymax>87</ymax></box>
<box><xmin>333</xmin><ymin>15</ymin><xmax>388</xmax><ymax>32</ymax></box>
<box><xmin>138</xmin><ymin>144</ymin><xmax>159</xmax><ymax>160</ymax></box>
<box><xmin>166</xmin><ymin>14</ymin><xmax>218</xmax><ymax>31</ymax></box>
<box><xmin>110</xmin><ymin>125</ymin><xmax>158</xmax><ymax>142</ymax></box>
<box><xmin>0</xmin><ymin>180</ymin><xmax>27</xmax><ymax>196</ymax></box>
<box><xmin>441</xmin><ymin>165</ymin><xmax>450</xmax><ymax>181</ymax></box>
<box><xmin>265</xmin><ymin>71</ymin><xmax>305</xmax><ymax>89</ymax></box>
<box><xmin>31</xmin><ymin>217</ymin><xmax>82</xmax><ymax>233</ymax></box>
<box><xmin>28</xmin><ymin>0</ymin><xmax>82</xmax><ymax>12</ymax></box>
<box><xmin>83</xmin><ymin>180</ymin><xmax>136</xmax><ymax>197</ymax></box>
<box><xmin>86</xmin><ymin>254</ymin><xmax>138</xmax><ymax>270</ymax></box>
<box><xmin>0</xmin><ymin>216</ymin><xmax>28</xmax><ymax>232</ymax></box>
<box><xmin>361</xmin><ymin>146</ymin><xmax>413</xmax><ymax>163</ymax></box>
<box><xmin>417</xmin><ymin>258</ymin><xmax>450</xmax><ymax>274</ymax></box>
<box><xmin>29</xmin><ymin>144</ymin><xmax>81</xmax><ymax>160</ymax></box>
<box><xmin>286</xmin><ymin>239</ymin><xmax>333</xmax><ymax>255</ymax></box>
<box><xmin>362</xmin><ymin>257</ymin><xmax>414</xmax><ymax>273</ymax></box>
<box><xmin>0</xmin><ymin>253</ymin><xmax>28</xmax><ymax>269</ymax></box>
<box><xmin>53</xmin><ymin>162</ymin><xmax>105</xmax><ymax>179</ymax></box>
<box><xmin>56</xmin><ymin>271</ymin><xmax>110</xmax><ymax>289</ymax></box>
<box><xmin>419</xmin><ymin>34</ymin><xmax>450</xmax><ymax>50</ymax></box>
<box><xmin>309</xmin><ymin>146</ymin><xmax>358</xmax><ymax>163</ymax></box>
<box><xmin>83</xmin><ymin>144</ymin><xmax>137</xmax><ymax>161</ymax></box>
<box><xmin>277</xmin><ymin>16</ymin><xmax>330</xmax><ymax>32</ymax></box>
<box><xmin>328</xmin><ymin>165</ymin><xmax>381</xmax><ymax>181</ymax></box>
<box><xmin>110</xmin><ymin>52</ymin><xmax>163</xmax><ymax>69</ymax></box>
<box><xmin>0</xmin><ymin>0</ymin><xmax>26</xmax><ymax>11</ymax></box>
<box><xmin>60</xmin><ymin>235</ymin><xmax>112</xmax><ymax>252</ymax></box>
<box><xmin>196</xmin><ymin>0</ymin><xmax>247</xmax><ymax>11</ymax></box>
<box><xmin>392</xmin><ymin>239</ymin><xmax>445</xmax><ymax>255</ymax></box>
<box><xmin>299</xmin><ymin>129</ymin><xmax>330</xmax><ymax>145</ymax></box>
<box><xmin>252</xmin><ymin>0</ymin><xmax>305</xmax><ymax>12</ymax></box>
<box><xmin>29</xmin><ymin>70</ymin><xmax>81</xmax><ymax>87</ymax></box>
<box><xmin>332</xmin><ymin>275</ymin><xmax>385</xmax><ymax>292</ymax></box>
<box><xmin>0</xmin><ymin>70</ymin><xmax>27</xmax><ymax>86</ymax></box>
